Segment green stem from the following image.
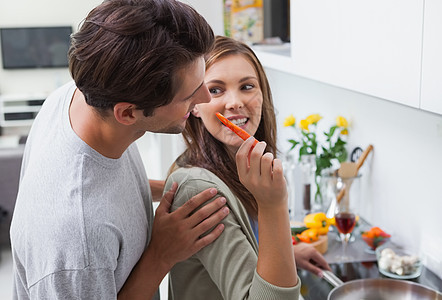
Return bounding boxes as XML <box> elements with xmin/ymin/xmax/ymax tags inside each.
<box><xmin>314</xmin><ymin>175</ymin><xmax>322</xmax><ymax>205</ymax></box>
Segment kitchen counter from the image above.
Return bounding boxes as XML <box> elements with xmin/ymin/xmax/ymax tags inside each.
<box><xmin>298</xmin><ymin>261</ymin><xmax>441</xmax><ymax>300</ymax></box>
<box><xmin>297</xmin><ymin>222</ymin><xmax>442</xmax><ymax>300</ymax></box>
<box><xmin>298</xmin><ymin>262</ymin><xmax>442</xmax><ymax>300</ymax></box>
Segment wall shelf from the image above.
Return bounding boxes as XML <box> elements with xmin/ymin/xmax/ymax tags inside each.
<box><xmin>0</xmin><ymin>93</ymin><xmax>47</xmax><ymax>128</ymax></box>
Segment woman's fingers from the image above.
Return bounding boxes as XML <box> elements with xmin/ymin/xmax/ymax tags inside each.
<box><xmin>272</xmin><ymin>158</ymin><xmax>285</xmax><ymax>185</ymax></box>
<box><xmin>260</xmin><ymin>152</ymin><xmax>274</xmax><ymax>182</ymax></box>
<box><xmin>237</xmin><ymin>137</ymin><xmax>285</xmax><ymax>188</ymax></box>
<box><xmin>247</xmin><ymin>141</ymin><xmax>266</xmax><ymax>175</ymax></box>
<box><xmin>235</xmin><ymin>137</ymin><xmax>253</xmax><ymax>177</ymax></box>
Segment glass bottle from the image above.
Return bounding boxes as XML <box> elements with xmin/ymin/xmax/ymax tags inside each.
<box><xmin>299</xmin><ymin>154</ymin><xmax>316</xmax><ymax>215</ymax></box>
<box><xmin>282</xmin><ymin>151</ymin><xmax>297</xmax><ymax>221</ymax></box>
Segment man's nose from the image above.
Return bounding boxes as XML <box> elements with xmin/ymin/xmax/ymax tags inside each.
<box><xmin>195</xmin><ymin>83</ymin><xmax>211</xmax><ymax>104</ymax></box>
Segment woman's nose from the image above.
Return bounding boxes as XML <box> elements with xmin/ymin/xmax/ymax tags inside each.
<box><xmin>224</xmin><ymin>91</ymin><xmax>244</xmax><ymax>110</ymax></box>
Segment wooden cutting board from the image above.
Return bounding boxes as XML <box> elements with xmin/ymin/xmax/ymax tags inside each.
<box><xmin>291</xmin><ymin>221</ymin><xmax>328</xmax><ymax>254</ymax></box>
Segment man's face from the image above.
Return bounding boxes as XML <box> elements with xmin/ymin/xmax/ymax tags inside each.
<box><xmin>138</xmin><ymin>57</ymin><xmax>211</xmax><ymax>134</ymax></box>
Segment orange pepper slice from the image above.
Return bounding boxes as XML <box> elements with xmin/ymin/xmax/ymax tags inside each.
<box><xmin>296</xmin><ymin>228</ymin><xmax>319</xmax><ymax>243</ymax></box>
<box><xmin>216</xmin><ymin>112</ymin><xmax>258</xmax><ymax>146</ymax></box>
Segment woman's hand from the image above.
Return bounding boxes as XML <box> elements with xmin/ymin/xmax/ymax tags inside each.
<box><xmin>236</xmin><ymin>137</ymin><xmax>288</xmax><ymax>209</ymax></box>
<box><xmin>236</xmin><ymin>137</ymin><xmax>297</xmax><ymax>287</ymax></box>
<box><xmin>293</xmin><ymin>243</ymin><xmax>331</xmax><ymax>277</ymax></box>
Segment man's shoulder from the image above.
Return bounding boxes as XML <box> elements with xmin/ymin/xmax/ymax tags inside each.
<box><xmin>40</xmin><ymin>81</ymin><xmax>76</xmax><ymax>108</ymax></box>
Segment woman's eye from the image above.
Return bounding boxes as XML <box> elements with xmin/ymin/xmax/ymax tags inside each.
<box><xmin>241</xmin><ymin>84</ymin><xmax>254</xmax><ymax>90</ymax></box>
<box><xmin>209</xmin><ymin>87</ymin><xmax>222</xmax><ymax>95</ymax></box>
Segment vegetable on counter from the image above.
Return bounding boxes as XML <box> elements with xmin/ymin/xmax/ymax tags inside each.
<box><xmin>296</xmin><ymin>228</ymin><xmax>319</xmax><ymax>243</ymax></box>
<box><xmin>362</xmin><ymin>226</ymin><xmax>390</xmax><ymax>239</ymax></box>
<box><xmin>361</xmin><ymin>226</ymin><xmax>391</xmax><ymax>250</ymax></box>
<box><xmin>303</xmin><ymin>212</ymin><xmax>333</xmax><ymax>235</ymax></box>
<box><xmin>291</xmin><ymin>226</ymin><xmax>308</xmax><ymax>235</ymax></box>
<box><xmin>378</xmin><ymin>248</ymin><xmax>419</xmax><ymax>276</ymax></box>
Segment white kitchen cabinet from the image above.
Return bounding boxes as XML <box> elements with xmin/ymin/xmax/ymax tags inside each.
<box><xmin>289</xmin><ymin>0</ymin><xmax>424</xmax><ymax>108</ymax></box>
<box><xmin>420</xmin><ymin>0</ymin><xmax>442</xmax><ymax>115</ymax></box>
<box><xmin>195</xmin><ymin>0</ymin><xmax>442</xmax><ymax>115</ymax></box>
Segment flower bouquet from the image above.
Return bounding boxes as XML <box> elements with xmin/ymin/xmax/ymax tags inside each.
<box><xmin>283</xmin><ymin>114</ymin><xmax>349</xmax><ymax>210</ymax></box>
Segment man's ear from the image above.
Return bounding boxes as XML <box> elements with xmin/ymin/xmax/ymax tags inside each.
<box><xmin>113</xmin><ymin>102</ymin><xmax>138</xmax><ymax>125</ymax></box>
<box><xmin>191</xmin><ymin>105</ymin><xmax>201</xmax><ymax>118</ymax></box>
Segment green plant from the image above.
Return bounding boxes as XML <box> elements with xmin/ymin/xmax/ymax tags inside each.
<box><xmin>284</xmin><ymin>114</ymin><xmax>349</xmax><ymax>203</ymax></box>
<box><xmin>284</xmin><ymin>113</ymin><xmax>322</xmax><ymax>157</ymax></box>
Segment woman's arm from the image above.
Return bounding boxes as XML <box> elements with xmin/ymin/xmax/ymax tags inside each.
<box><xmin>167</xmin><ymin>168</ymin><xmax>299</xmax><ymax>300</ymax></box>
<box><xmin>236</xmin><ymin>138</ymin><xmax>298</xmax><ymax>287</ymax></box>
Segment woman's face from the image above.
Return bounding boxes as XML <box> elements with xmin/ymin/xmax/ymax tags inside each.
<box><xmin>192</xmin><ymin>54</ymin><xmax>263</xmax><ymax>153</ymax></box>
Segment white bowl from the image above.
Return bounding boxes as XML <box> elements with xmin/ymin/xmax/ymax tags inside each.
<box><xmin>375</xmin><ymin>245</ymin><xmax>422</xmax><ymax>279</ymax></box>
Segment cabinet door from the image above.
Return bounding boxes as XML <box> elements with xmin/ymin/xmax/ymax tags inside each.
<box><xmin>420</xmin><ymin>0</ymin><xmax>442</xmax><ymax>115</ymax></box>
<box><xmin>291</xmin><ymin>0</ymin><xmax>423</xmax><ymax>108</ymax></box>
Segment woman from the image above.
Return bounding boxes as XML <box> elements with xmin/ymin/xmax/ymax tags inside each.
<box><xmin>165</xmin><ymin>36</ymin><xmax>325</xmax><ymax>300</ymax></box>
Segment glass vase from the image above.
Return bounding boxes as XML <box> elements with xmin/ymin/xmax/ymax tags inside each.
<box><xmin>322</xmin><ymin>173</ymin><xmax>362</xmax><ymax>242</ymax></box>
<box><xmin>299</xmin><ymin>154</ymin><xmax>316</xmax><ymax>214</ymax></box>
<box><xmin>322</xmin><ymin>174</ymin><xmax>362</xmax><ymax>218</ymax></box>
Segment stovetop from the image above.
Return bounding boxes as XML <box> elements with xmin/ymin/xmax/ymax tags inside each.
<box><xmin>298</xmin><ymin>261</ymin><xmax>442</xmax><ymax>300</ymax></box>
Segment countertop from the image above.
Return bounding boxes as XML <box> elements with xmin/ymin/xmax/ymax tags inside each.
<box><xmin>298</xmin><ymin>260</ymin><xmax>441</xmax><ymax>300</ymax></box>
<box><xmin>297</xmin><ymin>222</ymin><xmax>442</xmax><ymax>300</ymax></box>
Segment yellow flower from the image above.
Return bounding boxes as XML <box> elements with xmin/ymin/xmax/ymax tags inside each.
<box><xmin>299</xmin><ymin>119</ymin><xmax>310</xmax><ymax>131</ymax></box>
<box><xmin>306</xmin><ymin>114</ymin><xmax>322</xmax><ymax>125</ymax></box>
<box><xmin>341</xmin><ymin>129</ymin><xmax>348</xmax><ymax>135</ymax></box>
<box><xmin>283</xmin><ymin>114</ymin><xmax>296</xmax><ymax>127</ymax></box>
<box><xmin>336</xmin><ymin>116</ymin><xmax>348</xmax><ymax>128</ymax></box>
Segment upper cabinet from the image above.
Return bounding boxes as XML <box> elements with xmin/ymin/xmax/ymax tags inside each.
<box><xmin>196</xmin><ymin>0</ymin><xmax>440</xmax><ymax>115</ymax></box>
<box><xmin>420</xmin><ymin>0</ymin><xmax>442</xmax><ymax>115</ymax></box>
<box><xmin>253</xmin><ymin>0</ymin><xmax>442</xmax><ymax>116</ymax></box>
<box><xmin>289</xmin><ymin>0</ymin><xmax>423</xmax><ymax>108</ymax></box>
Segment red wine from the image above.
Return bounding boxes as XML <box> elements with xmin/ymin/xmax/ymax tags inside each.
<box><xmin>335</xmin><ymin>212</ymin><xmax>356</xmax><ymax>234</ymax></box>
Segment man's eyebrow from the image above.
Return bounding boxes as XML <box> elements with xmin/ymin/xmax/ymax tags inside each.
<box><xmin>182</xmin><ymin>81</ymin><xmax>204</xmax><ymax>101</ymax></box>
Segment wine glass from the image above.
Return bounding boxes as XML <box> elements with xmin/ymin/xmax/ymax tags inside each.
<box><xmin>334</xmin><ymin>176</ymin><xmax>357</xmax><ymax>262</ymax></box>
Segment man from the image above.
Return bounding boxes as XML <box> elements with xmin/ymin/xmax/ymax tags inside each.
<box><xmin>10</xmin><ymin>0</ymin><xmax>228</xmax><ymax>299</ymax></box>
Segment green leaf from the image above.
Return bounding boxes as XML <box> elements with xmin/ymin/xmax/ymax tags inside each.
<box><xmin>288</xmin><ymin>139</ymin><xmax>300</xmax><ymax>151</ymax></box>
<box><xmin>329</xmin><ymin>125</ymin><xmax>338</xmax><ymax>136</ymax></box>
<box><xmin>336</xmin><ymin>149</ymin><xmax>348</xmax><ymax>162</ymax></box>
<box><xmin>301</xmin><ymin>131</ymin><xmax>309</xmax><ymax>138</ymax></box>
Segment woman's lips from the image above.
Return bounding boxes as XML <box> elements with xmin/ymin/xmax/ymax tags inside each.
<box><xmin>183</xmin><ymin>112</ymin><xmax>190</xmax><ymax>119</ymax></box>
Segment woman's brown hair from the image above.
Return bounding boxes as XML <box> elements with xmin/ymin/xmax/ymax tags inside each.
<box><xmin>174</xmin><ymin>36</ymin><xmax>278</xmax><ymax>219</ymax></box>
<box><xmin>68</xmin><ymin>0</ymin><xmax>214</xmax><ymax>117</ymax></box>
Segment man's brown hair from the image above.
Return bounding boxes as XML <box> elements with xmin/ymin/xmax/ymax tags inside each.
<box><xmin>69</xmin><ymin>0</ymin><xmax>214</xmax><ymax>116</ymax></box>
